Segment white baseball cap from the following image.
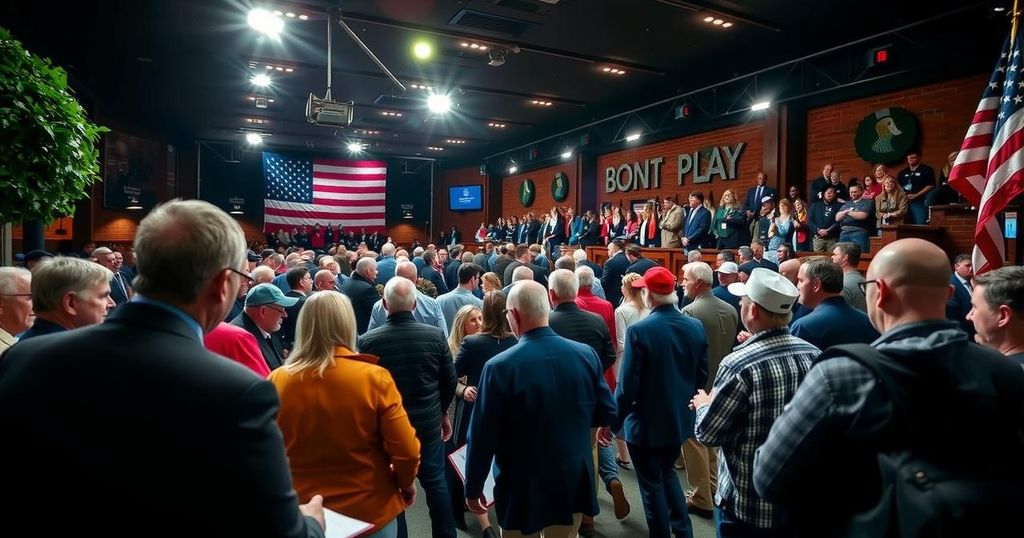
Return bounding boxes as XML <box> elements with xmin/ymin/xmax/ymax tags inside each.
<box><xmin>716</xmin><ymin>261</ymin><xmax>739</xmax><ymax>274</ymax></box>
<box><xmin>727</xmin><ymin>267</ymin><xmax>798</xmax><ymax>314</ymax></box>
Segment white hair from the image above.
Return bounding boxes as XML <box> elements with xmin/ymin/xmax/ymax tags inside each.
<box><xmin>687</xmin><ymin>251</ymin><xmax>703</xmax><ymax>262</ymax></box>
<box><xmin>548</xmin><ymin>268</ymin><xmax>579</xmax><ymax>301</ymax></box>
<box><xmin>0</xmin><ymin>267</ymin><xmax>30</xmax><ymax>295</ymax></box>
<box><xmin>507</xmin><ymin>280</ymin><xmax>549</xmax><ymax>324</ymax></box>
<box><xmin>381</xmin><ymin>242</ymin><xmax>396</xmax><ymax>256</ymax></box>
<box><xmin>575</xmin><ymin>265</ymin><xmax>595</xmax><ymax>288</ymax></box>
<box><xmin>413</xmin><ymin>247</ymin><xmax>425</xmax><ymax>256</ymax></box>
<box><xmin>645</xmin><ymin>289</ymin><xmax>679</xmax><ymax>307</ymax></box>
<box><xmin>383</xmin><ymin>276</ymin><xmax>416</xmax><ymax>313</ymax></box>
<box><xmin>512</xmin><ymin>266</ymin><xmax>534</xmax><ymax>282</ymax></box>
<box><xmin>572</xmin><ymin>249</ymin><xmax>587</xmax><ymax>262</ymax></box>
<box><xmin>251</xmin><ymin>265</ymin><xmax>275</xmax><ymax>283</ymax></box>
<box><xmin>31</xmin><ymin>257</ymin><xmax>112</xmax><ymax>312</ymax></box>
<box><xmin>355</xmin><ymin>257</ymin><xmax>377</xmax><ymax>277</ymax></box>
<box><xmin>684</xmin><ymin>262</ymin><xmax>713</xmax><ymax>286</ymax></box>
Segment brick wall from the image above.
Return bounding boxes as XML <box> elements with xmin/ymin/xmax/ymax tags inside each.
<box><xmin>596</xmin><ymin>122</ymin><xmax>766</xmax><ymax>212</ymax></box>
<box><xmin>435</xmin><ymin>166</ymin><xmax>489</xmax><ymax>242</ymax></box>
<box><xmin>804</xmin><ymin>75</ymin><xmax>988</xmax><ymax>190</ymax></box>
<box><xmin>501</xmin><ymin>162</ymin><xmax>579</xmax><ymax>219</ymax></box>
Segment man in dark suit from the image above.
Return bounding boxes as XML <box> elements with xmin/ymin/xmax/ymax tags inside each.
<box><xmin>808</xmin><ymin>162</ymin><xmax>833</xmax><ymax>202</ymax></box>
<box><xmin>0</xmin><ymin>200</ymin><xmax>325</xmax><ymax>538</ymax></box>
<box><xmin>743</xmin><ymin>171</ymin><xmax>777</xmax><ymax>223</ymax></box>
<box><xmin>421</xmin><ymin>250</ymin><xmax>450</xmax><ymax>295</ymax></box>
<box><xmin>946</xmin><ymin>254</ymin><xmax>976</xmax><ymax>337</ymax></box>
<box><xmin>339</xmin><ymin>257</ymin><xmax>379</xmax><ymax>334</ymax></box>
<box><xmin>279</xmin><ymin>266</ymin><xmax>311</xmax><ymax>350</ymax></box>
<box><xmin>359</xmin><ymin>277</ymin><xmax>458</xmax><ymax>538</ymax></box>
<box><xmin>573</xmin><ymin>247</ymin><xmax>603</xmax><ymax>279</ymax></box>
<box><xmin>625</xmin><ymin>244</ymin><xmax>658</xmax><ymax>276</ymax></box>
<box><xmin>578</xmin><ymin>211</ymin><xmax>602</xmax><ymax>247</ymax></box>
<box><xmin>231</xmin><ymin>283</ymin><xmax>298</xmax><ymax>372</ymax></box>
<box><xmin>502</xmin><ymin>244</ymin><xmax>549</xmax><ymax>288</ymax></box>
<box><xmin>466</xmin><ymin>280</ymin><xmax>616</xmax><ymax>537</ymax></box>
<box><xmin>681</xmin><ymin>191</ymin><xmax>712</xmax><ymax>253</ymax></box>
<box><xmin>93</xmin><ymin>246</ymin><xmax>133</xmax><ymax>307</ymax></box>
<box><xmin>601</xmin><ymin>240</ymin><xmax>630</xmax><ymax>307</ymax></box>
<box><xmin>603</xmin><ymin>266</ymin><xmax>707</xmax><ymax>537</ymax></box>
<box><xmin>526</xmin><ymin>214</ymin><xmax>542</xmax><ymax>245</ymax></box>
<box><xmin>17</xmin><ymin>256</ymin><xmax>115</xmax><ymax>342</ymax></box>
<box><xmin>449</xmin><ymin>226</ymin><xmax>462</xmax><ymax>246</ymax></box>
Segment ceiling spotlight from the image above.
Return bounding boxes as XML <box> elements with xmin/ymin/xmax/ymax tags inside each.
<box><xmin>488</xmin><ymin>122</ymin><xmax>506</xmax><ymax>128</ymax></box>
<box><xmin>703</xmin><ymin>16</ymin><xmax>715</xmax><ymax>22</ymax></box>
<box><xmin>347</xmin><ymin>142</ymin><xmax>365</xmax><ymax>153</ymax></box>
<box><xmin>247</xmin><ymin>8</ymin><xmax>284</xmax><ymax>37</ymax></box>
<box><xmin>625</xmin><ymin>132</ymin><xmax>641</xmax><ymax>142</ymax></box>
<box><xmin>722</xmin><ymin>22</ymin><xmax>733</xmax><ymax>28</ymax></box>
<box><xmin>298</xmin><ymin>14</ymin><xmax>309</xmax><ymax>20</ymax></box>
<box><xmin>250</xmin><ymin>73</ymin><xmax>272</xmax><ymax>87</ymax></box>
<box><xmin>460</xmin><ymin>42</ymin><xmax>469</xmax><ymax>47</ymax></box>
<box><xmin>751</xmin><ymin>100</ymin><xmax>771</xmax><ymax>111</ymax></box>
<box><xmin>245</xmin><ymin>133</ymin><xmax>263</xmax><ymax>145</ymax></box>
<box><xmin>561</xmin><ymin>150</ymin><xmax>572</xmax><ymax>159</ymax></box>
<box><xmin>712</xmin><ymin>19</ymin><xmax>724</xmax><ymax>25</ymax></box>
<box><xmin>488</xmin><ymin>49</ymin><xmax>507</xmax><ymax>67</ymax></box>
<box><xmin>427</xmin><ymin>94</ymin><xmax>452</xmax><ymax>114</ymax></box>
<box><xmin>508</xmin><ymin>165</ymin><xmax>518</xmax><ymax>174</ymax></box>
<box><xmin>994</xmin><ymin>6</ymin><xmax>1007</xmax><ymax>12</ymax></box>
<box><xmin>412</xmin><ymin>41</ymin><xmax>433</xmax><ymax>60</ymax></box>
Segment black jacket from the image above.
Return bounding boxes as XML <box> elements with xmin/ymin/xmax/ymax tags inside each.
<box><xmin>339</xmin><ymin>272</ymin><xmax>379</xmax><ymax>335</ymax></box>
<box><xmin>503</xmin><ymin>260</ymin><xmax>550</xmax><ymax>288</ymax></box>
<box><xmin>627</xmin><ymin>256</ymin><xmax>658</xmax><ymax>276</ymax></box>
<box><xmin>548</xmin><ymin>303</ymin><xmax>616</xmax><ymax>371</ymax></box>
<box><xmin>0</xmin><ymin>302</ymin><xmax>323</xmax><ymax>538</ymax></box>
<box><xmin>279</xmin><ymin>290</ymin><xmax>307</xmax><ymax>349</ymax></box>
<box><xmin>231</xmin><ymin>311</ymin><xmax>286</xmax><ymax>371</ymax></box>
<box><xmin>601</xmin><ymin>251</ymin><xmax>630</xmax><ymax>307</ymax></box>
<box><xmin>358</xmin><ymin>312</ymin><xmax>457</xmax><ymax>441</ymax></box>
<box><xmin>578</xmin><ymin>220</ymin><xmax>602</xmax><ymax>247</ymax></box>
<box><xmin>421</xmin><ymin>265</ymin><xmax>450</xmax><ymax>295</ymax></box>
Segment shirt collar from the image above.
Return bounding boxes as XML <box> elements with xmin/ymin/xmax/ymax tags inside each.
<box><xmin>131</xmin><ymin>295</ymin><xmax>204</xmax><ymax>342</ymax></box>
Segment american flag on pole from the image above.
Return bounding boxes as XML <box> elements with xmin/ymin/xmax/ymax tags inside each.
<box><xmin>262</xmin><ymin>152</ymin><xmax>387</xmax><ymax>233</ymax></box>
<box><xmin>949</xmin><ymin>28</ymin><xmax>1024</xmax><ymax>274</ymax></box>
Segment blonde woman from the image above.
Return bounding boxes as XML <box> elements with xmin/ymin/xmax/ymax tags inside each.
<box><xmin>639</xmin><ymin>200</ymin><xmax>660</xmax><ymax>247</ymax></box>
<box><xmin>876</xmin><ymin>175</ymin><xmax>909</xmax><ymax>228</ymax></box>
<box><xmin>612</xmin><ymin>272</ymin><xmax>650</xmax><ymax>469</ymax></box>
<box><xmin>792</xmin><ymin>198</ymin><xmax>811</xmax><ymax>251</ymax></box>
<box><xmin>713</xmin><ymin>189</ymin><xmax>744</xmax><ymax>249</ymax></box>
<box><xmin>270</xmin><ymin>291</ymin><xmax>419</xmax><ymax>538</ymax></box>
<box><xmin>446</xmin><ymin>295</ymin><xmax>515</xmax><ymax>537</ymax></box>
<box><xmin>480</xmin><ymin>272</ymin><xmax>502</xmax><ymax>294</ymax></box>
<box><xmin>767</xmin><ymin>198</ymin><xmax>794</xmax><ymax>264</ymax></box>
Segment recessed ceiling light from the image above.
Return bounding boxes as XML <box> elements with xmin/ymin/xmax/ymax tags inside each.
<box><xmin>460</xmin><ymin>42</ymin><xmax>469</xmax><ymax>47</ymax></box>
<box><xmin>247</xmin><ymin>8</ymin><xmax>284</xmax><ymax>37</ymax></box>
<box><xmin>703</xmin><ymin>16</ymin><xmax>714</xmax><ymax>22</ymax></box>
<box><xmin>712</xmin><ymin>19</ymin><xmax>724</xmax><ymax>25</ymax></box>
<box><xmin>298</xmin><ymin>14</ymin><xmax>309</xmax><ymax>20</ymax></box>
<box><xmin>722</xmin><ymin>22</ymin><xmax>733</xmax><ymax>28</ymax></box>
<box><xmin>245</xmin><ymin>133</ymin><xmax>263</xmax><ymax>145</ymax></box>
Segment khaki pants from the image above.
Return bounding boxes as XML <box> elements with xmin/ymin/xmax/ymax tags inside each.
<box><xmin>681</xmin><ymin>438</ymin><xmax>718</xmax><ymax>510</ymax></box>
<box><xmin>501</xmin><ymin>513</ymin><xmax>583</xmax><ymax>538</ymax></box>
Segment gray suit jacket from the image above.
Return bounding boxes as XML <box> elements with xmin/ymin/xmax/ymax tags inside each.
<box><xmin>682</xmin><ymin>293</ymin><xmax>739</xmax><ymax>389</ymax></box>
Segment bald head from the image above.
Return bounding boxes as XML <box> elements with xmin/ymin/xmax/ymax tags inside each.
<box><xmin>512</xmin><ymin>266</ymin><xmax>534</xmax><ymax>282</ymax></box>
<box><xmin>396</xmin><ymin>261</ymin><xmax>418</xmax><ymax>281</ymax></box>
<box><xmin>506</xmin><ymin>280</ymin><xmax>550</xmax><ymax>336</ymax></box>
<box><xmin>865</xmin><ymin>238</ymin><xmax>953</xmax><ymax>333</ymax></box>
<box><xmin>313</xmin><ymin>269</ymin><xmax>336</xmax><ymax>291</ymax></box>
<box><xmin>779</xmin><ymin>259</ymin><xmax>802</xmax><ymax>285</ymax></box>
<box><xmin>383</xmin><ymin>276</ymin><xmax>416</xmax><ymax>314</ymax></box>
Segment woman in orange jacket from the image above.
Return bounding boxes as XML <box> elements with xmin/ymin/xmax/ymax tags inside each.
<box><xmin>270</xmin><ymin>291</ymin><xmax>420</xmax><ymax>537</ymax></box>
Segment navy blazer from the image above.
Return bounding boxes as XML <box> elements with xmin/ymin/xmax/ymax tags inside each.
<box><xmin>615</xmin><ymin>305</ymin><xmax>709</xmax><ymax>447</ymax></box>
<box><xmin>465</xmin><ymin>327</ymin><xmax>616</xmax><ymax>534</ymax></box>
<box><xmin>744</xmin><ymin>184</ymin><xmax>777</xmax><ymax>214</ymax></box>
<box><xmin>790</xmin><ymin>296</ymin><xmax>879</xmax><ymax>350</ymax></box>
<box><xmin>683</xmin><ymin>205</ymin><xmax>712</xmax><ymax>250</ymax></box>
<box><xmin>601</xmin><ymin>252</ymin><xmax>630</xmax><ymax>308</ymax></box>
<box><xmin>946</xmin><ymin>274</ymin><xmax>976</xmax><ymax>337</ymax></box>
<box><xmin>0</xmin><ymin>301</ymin><xmax>324</xmax><ymax>538</ymax></box>
<box><xmin>626</xmin><ymin>256</ymin><xmax>658</xmax><ymax>276</ymax></box>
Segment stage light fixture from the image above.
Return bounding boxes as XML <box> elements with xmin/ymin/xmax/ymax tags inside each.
<box><xmin>413</xmin><ymin>41</ymin><xmax>433</xmax><ymax>60</ymax></box>
<box><xmin>625</xmin><ymin>132</ymin><xmax>641</xmax><ymax>142</ymax></box>
<box><xmin>427</xmin><ymin>94</ymin><xmax>452</xmax><ymax>114</ymax></box>
<box><xmin>347</xmin><ymin>142</ymin><xmax>365</xmax><ymax>153</ymax></box>
<box><xmin>751</xmin><ymin>101</ymin><xmax>771</xmax><ymax>111</ymax></box>
<box><xmin>245</xmin><ymin>133</ymin><xmax>263</xmax><ymax>145</ymax></box>
<box><xmin>248</xmin><ymin>8</ymin><xmax>284</xmax><ymax>37</ymax></box>
<box><xmin>562</xmin><ymin>150</ymin><xmax>572</xmax><ymax>160</ymax></box>
<box><xmin>251</xmin><ymin>73</ymin><xmax>272</xmax><ymax>87</ymax></box>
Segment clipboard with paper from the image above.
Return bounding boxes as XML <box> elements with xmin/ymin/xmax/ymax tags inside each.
<box><xmin>447</xmin><ymin>444</ymin><xmax>496</xmax><ymax>508</ymax></box>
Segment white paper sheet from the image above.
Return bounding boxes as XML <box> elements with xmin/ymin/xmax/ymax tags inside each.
<box><xmin>447</xmin><ymin>444</ymin><xmax>496</xmax><ymax>507</ymax></box>
<box><xmin>323</xmin><ymin>507</ymin><xmax>374</xmax><ymax>538</ymax></box>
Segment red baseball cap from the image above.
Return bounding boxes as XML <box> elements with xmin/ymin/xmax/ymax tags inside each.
<box><xmin>631</xmin><ymin>266</ymin><xmax>676</xmax><ymax>294</ymax></box>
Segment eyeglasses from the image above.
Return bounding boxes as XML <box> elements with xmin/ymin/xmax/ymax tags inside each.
<box><xmin>226</xmin><ymin>267</ymin><xmax>255</xmax><ymax>286</ymax></box>
<box><xmin>858</xmin><ymin>279</ymin><xmax>879</xmax><ymax>294</ymax></box>
<box><xmin>262</xmin><ymin>304</ymin><xmax>286</xmax><ymax>315</ymax></box>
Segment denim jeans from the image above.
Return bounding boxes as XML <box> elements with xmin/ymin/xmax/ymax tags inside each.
<box><xmin>714</xmin><ymin>507</ymin><xmax>793</xmax><ymax>538</ymax></box>
<box><xmin>597</xmin><ymin>442</ymin><xmax>619</xmax><ymax>490</ymax></box>
<box><xmin>627</xmin><ymin>443</ymin><xmax>693</xmax><ymax>538</ymax></box>
<box><xmin>366</xmin><ymin>518</ymin><xmax>399</xmax><ymax>538</ymax></box>
<box><xmin>397</xmin><ymin>437</ymin><xmax>457</xmax><ymax>538</ymax></box>
<box><xmin>838</xmin><ymin>227</ymin><xmax>870</xmax><ymax>254</ymax></box>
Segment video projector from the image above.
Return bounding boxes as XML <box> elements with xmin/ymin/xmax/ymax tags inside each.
<box><xmin>306</xmin><ymin>93</ymin><xmax>354</xmax><ymax>127</ymax></box>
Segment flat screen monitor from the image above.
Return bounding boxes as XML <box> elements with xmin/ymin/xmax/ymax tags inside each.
<box><xmin>449</xmin><ymin>185</ymin><xmax>482</xmax><ymax>211</ymax></box>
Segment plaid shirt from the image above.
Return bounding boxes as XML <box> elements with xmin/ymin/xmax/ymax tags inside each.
<box><xmin>694</xmin><ymin>326</ymin><xmax>819</xmax><ymax>528</ymax></box>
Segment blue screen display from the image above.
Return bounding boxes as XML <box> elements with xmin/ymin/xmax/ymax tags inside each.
<box><xmin>449</xmin><ymin>185</ymin><xmax>482</xmax><ymax>211</ymax></box>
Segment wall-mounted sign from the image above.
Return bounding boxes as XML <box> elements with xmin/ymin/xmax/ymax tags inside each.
<box><xmin>519</xmin><ymin>178</ymin><xmax>536</xmax><ymax>207</ymax></box>
<box><xmin>854</xmin><ymin>107</ymin><xmax>919</xmax><ymax>164</ymax></box>
<box><xmin>552</xmin><ymin>172</ymin><xmax>569</xmax><ymax>202</ymax></box>
<box><xmin>604</xmin><ymin>142</ymin><xmax>745</xmax><ymax>193</ymax></box>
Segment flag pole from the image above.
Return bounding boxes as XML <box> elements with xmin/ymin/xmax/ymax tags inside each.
<box><xmin>1013</xmin><ymin>0</ymin><xmax>1020</xmax><ymax>44</ymax></box>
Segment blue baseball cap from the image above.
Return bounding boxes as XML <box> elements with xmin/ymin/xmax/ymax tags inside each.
<box><xmin>245</xmin><ymin>283</ymin><xmax>299</xmax><ymax>308</ymax></box>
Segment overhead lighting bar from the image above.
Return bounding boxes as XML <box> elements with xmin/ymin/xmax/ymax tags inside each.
<box><xmin>427</xmin><ymin>146</ymin><xmax>445</xmax><ymax>151</ymax></box>
<box><xmin>380</xmin><ymin>111</ymin><xmax>404</xmax><ymax>117</ymax></box>
<box><xmin>248</xmin><ymin>61</ymin><xmax>294</xmax><ymax>73</ymax></box>
<box><xmin>247</xmin><ymin>96</ymin><xmax>276</xmax><ymax>103</ymax></box>
<box><xmin>459</xmin><ymin>41</ymin><xmax>490</xmax><ymax>51</ymax></box>
<box><xmin>409</xmin><ymin>83</ymin><xmax>434</xmax><ymax>91</ymax></box>
<box><xmin>244</xmin><ymin>118</ymin><xmax>269</xmax><ymax>125</ymax></box>
<box><xmin>561</xmin><ymin>150</ymin><xmax>573</xmax><ymax>159</ymax></box>
<box><xmin>702</xmin><ymin>13</ymin><xmax>734</xmax><ymax>28</ymax></box>
<box><xmin>751</xmin><ymin>100</ymin><xmax>771</xmax><ymax>111</ymax></box>
<box><xmin>446</xmin><ymin>139</ymin><xmax>466</xmax><ymax>144</ymax></box>
<box><xmin>601</xmin><ymin>66</ymin><xmax>627</xmax><ymax>75</ymax></box>
<box><xmin>530</xmin><ymin>99</ymin><xmax>553</xmax><ymax>107</ymax></box>
<box><xmin>487</xmin><ymin>122</ymin><xmax>507</xmax><ymax>128</ymax></box>
<box><xmin>354</xmin><ymin>129</ymin><xmax>380</xmax><ymax>135</ymax></box>
<box><xmin>625</xmin><ymin>132</ymin><xmax>641</xmax><ymax>142</ymax></box>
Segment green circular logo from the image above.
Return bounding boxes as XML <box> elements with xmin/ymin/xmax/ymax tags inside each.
<box><xmin>854</xmin><ymin>107</ymin><xmax>919</xmax><ymax>164</ymax></box>
<box><xmin>551</xmin><ymin>172</ymin><xmax>569</xmax><ymax>202</ymax></box>
<box><xmin>519</xmin><ymin>178</ymin><xmax>535</xmax><ymax>207</ymax></box>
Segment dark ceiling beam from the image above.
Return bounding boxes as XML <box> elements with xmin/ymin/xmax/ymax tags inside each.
<box><xmin>652</xmin><ymin>0</ymin><xmax>781</xmax><ymax>32</ymax></box>
<box><xmin>337</xmin><ymin>12</ymin><xmax>667</xmax><ymax>76</ymax></box>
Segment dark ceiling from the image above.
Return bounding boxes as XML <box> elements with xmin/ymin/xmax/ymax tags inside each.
<box><xmin>0</xmin><ymin>0</ymin><xmax>1006</xmax><ymax>163</ymax></box>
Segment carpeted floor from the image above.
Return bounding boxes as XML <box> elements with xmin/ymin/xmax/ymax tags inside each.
<box><xmin>403</xmin><ymin>464</ymin><xmax>717</xmax><ymax>537</ymax></box>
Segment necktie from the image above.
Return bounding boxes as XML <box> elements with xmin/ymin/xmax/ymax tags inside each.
<box><xmin>114</xmin><ymin>273</ymin><xmax>128</xmax><ymax>300</ymax></box>
<box><xmin>756</xmin><ymin>186</ymin><xmax>763</xmax><ymax>204</ymax></box>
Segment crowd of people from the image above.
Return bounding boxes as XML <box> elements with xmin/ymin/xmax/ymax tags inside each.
<box><xmin>0</xmin><ymin>183</ymin><xmax>1021</xmax><ymax>538</ymax></box>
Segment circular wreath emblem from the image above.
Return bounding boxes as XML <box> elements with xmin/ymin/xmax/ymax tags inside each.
<box><xmin>551</xmin><ymin>172</ymin><xmax>569</xmax><ymax>202</ymax></box>
<box><xmin>519</xmin><ymin>178</ymin><xmax>535</xmax><ymax>207</ymax></box>
<box><xmin>854</xmin><ymin>107</ymin><xmax>919</xmax><ymax>164</ymax></box>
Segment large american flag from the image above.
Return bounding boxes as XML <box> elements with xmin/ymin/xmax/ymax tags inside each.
<box><xmin>262</xmin><ymin>152</ymin><xmax>387</xmax><ymax>233</ymax></box>
<box><xmin>949</xmin><ymin>29</ymin><xmax>1024</xmax><ymax>274</ymax></box>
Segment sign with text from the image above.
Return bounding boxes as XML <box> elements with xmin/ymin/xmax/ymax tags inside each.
<box><xmin>604</xmin><ymin>143</ymin><xmax>745</xmax><ymax>193</ymax></box>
